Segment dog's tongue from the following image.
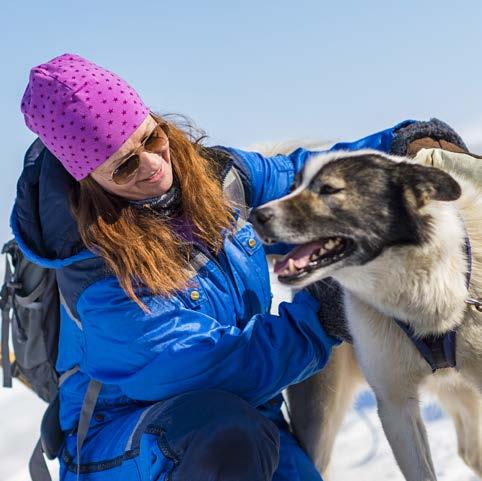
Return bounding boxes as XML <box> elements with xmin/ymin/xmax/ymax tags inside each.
<box><xmin>273</xmin><ymin>241</ymin><xmax>325</xmax><ymax>274</ymax></box>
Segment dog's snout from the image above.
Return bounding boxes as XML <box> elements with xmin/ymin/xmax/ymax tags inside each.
<box><xmin>253</xmin><ymin>206</ymin><xmax>275</xmax><ymax>225</ymax></box>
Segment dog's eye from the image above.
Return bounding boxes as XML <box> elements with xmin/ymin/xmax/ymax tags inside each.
<box><xmin>319</xmin><ymin>184</ymin><xmax>343</xmax><ymax>195</ymax></box>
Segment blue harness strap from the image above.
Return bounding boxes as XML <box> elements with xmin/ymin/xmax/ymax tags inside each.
<box><xmin>395</xmin><ymin>235</ymin><xmax>472</xmax><ymax>373</ymax></box>
<box><xmin>394</xmin><ymin>320</ymin><xmax>456</xmax><ymax>372</ymax></box>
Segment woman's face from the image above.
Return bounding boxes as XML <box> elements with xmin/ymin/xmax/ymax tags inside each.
<box><xmin>90</xmin><ymin>115</ymin><xmax>174</xmax><ymax>200</ymax></box>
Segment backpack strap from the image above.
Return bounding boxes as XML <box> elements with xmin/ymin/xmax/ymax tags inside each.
<box><xmin>29</xmin><ymin>374</ymin><xmax>102</xmax><ymax>481</ymax></box>
<box><xmin>202</xmin><ymin>145</ymin><xmax>250</xmax><ymax>223</ymax></box>
<box><xmin>58</xmin><ymin>365</ymin><xmax>80</xmax><ymax>386</ymax></box>
<box><xmin>29</xmin><ymin>439</ymin><xmax>52</xmax><ymax>481</ymax></box>
<box><xmin>1</xmin><ymin>273</ymin><xmax>12</xmax><ymax>387</ymax></box>
<box><xmin>75</xmin><ymin>379</ymin><xmax>102</xmax><ymax>478</ymax></box>
<box><xmin>55</xmin><ymin>293</ymin><xmax>102</xmax><ymax>478</ymax></box>
<box><xmin>28</xmin><ymin>281</ymin><xmax>100</xmax><ymax>481</ymax></box>
<box><xmin>1</xmin><ymin>240</ymin><xmax>19</xmax><ymax>388</ymax></box>
<box><xmin>223</xmin><ymin>165</ymin><xmax>250</xmax><ymax>224</ymax></box>
<box><xmin>15</xmin><ymin>275</ymin><xmax>48</xmax><ymax>307</ymax></box>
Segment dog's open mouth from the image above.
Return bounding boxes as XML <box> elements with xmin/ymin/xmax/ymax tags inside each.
<box><xmin>273</xmin><ymin>237</ymin><xmax>354</xmax><ymax>281</ymax></box>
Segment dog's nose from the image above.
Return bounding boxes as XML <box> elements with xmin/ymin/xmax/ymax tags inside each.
<box><xmin>253</xmin><ymin>206</ymin><xmax>274</xmax><ymax>225</ymax></box>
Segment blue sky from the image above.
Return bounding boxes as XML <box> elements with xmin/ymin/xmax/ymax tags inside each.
<box><xmin>1</xmin><ymin>0</ymin><xmax>482</xmax><ymax>245</ymax></box>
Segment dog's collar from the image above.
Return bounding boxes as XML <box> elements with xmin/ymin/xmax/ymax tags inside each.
<box><xmin>463</xmin><ymin>232</ymin><xmax>472</xmax><ymax>290</ymax></box>
<box><xmin>464</xmin><ymin>232</ymin><xmax>482</xmax><ymax>311</ymax></box>
<box><xmin>395</xmin><ymin>228</ymin><xmax>476</xmax><ymax>373</ymax></box>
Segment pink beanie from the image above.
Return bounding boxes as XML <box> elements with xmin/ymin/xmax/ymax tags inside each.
<box><xmin>20</xmin><ymin>53</ymin><xmax>150</xmax><ymax>180</ymax></box>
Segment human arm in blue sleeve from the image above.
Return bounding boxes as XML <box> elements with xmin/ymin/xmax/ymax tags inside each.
<box><xmin>219</xmin><ymin>120</ymin><xmax>416</xmax><ymax>255</ymax></box>
<box><xmin>77</xmin><ymin>280</ymin><xmax>339</xmax><ymax>407</ymax></box>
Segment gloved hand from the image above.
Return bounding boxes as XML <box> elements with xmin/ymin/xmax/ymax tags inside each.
<box><xmin>390</xmin><ymin>118</ymin><xmax>469</xmax><ymax>157</ymax></box>
<box><xmin>303</xmin><ymin>278</ymin><xmax>353</xmax><ymax>344</ymax></box>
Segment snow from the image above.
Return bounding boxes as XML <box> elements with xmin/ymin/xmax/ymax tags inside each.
<box><xmin>330</xmin><ymin>391</ymin><xmax>478</xmax><ymax>481</ymax></box>
<box><xmin>0</xmin><ymin>382</ymin><xmax>57</xmax><ymax>481</ymax></box>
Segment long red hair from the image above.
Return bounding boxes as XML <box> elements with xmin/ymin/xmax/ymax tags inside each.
<box><xmin>70</xmin><ymin>113</ymin><xmax>234</xmax><ymax>311</ymax></box>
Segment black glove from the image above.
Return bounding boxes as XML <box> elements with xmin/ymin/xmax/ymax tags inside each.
<box><xmin>391</xmin><ymin>118</ymin><xmax>468</xmax><ymax>157</ymax></box>
<box><xmin>306</xmin><ymin>278</ymin><xmax>353</xmax><ymax>344</ymax></box>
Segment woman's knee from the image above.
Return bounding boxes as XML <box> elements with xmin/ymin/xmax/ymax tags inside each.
<box><xmin>159</xmin><ymin>390</ymin><xmax>280</xmax><ymax>481</ymax></box>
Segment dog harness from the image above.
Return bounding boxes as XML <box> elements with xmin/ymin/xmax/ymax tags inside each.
<box><xmin>394</xmin><ymin>235</ymin><xmax>473</xmax><ymax>373</ymax></box>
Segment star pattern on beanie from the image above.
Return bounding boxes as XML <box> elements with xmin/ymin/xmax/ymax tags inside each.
<box><xmin>21</xmin><ymin>53</ymin><xmax>150</xmax><ymax>180</ymax></box>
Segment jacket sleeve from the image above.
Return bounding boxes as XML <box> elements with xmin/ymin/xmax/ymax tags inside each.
<box><xmin>77</xmin><ymin>279</ymin><xmax>339</xmax><ymax>407</ymax></box>
<box><xmin>221</xmin><ymin>120</ymin><xmax>416</xmax><ymax>256</ymax></box>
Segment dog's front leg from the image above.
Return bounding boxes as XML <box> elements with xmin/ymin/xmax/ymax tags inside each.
<box><xmin>376</xmin><ymin>393</ymin><xmax>437</xmax><ymax>481</ymax></box>
<box><xmin>343</xmin><ymin>294</ymin><xmax>437</xmax><ymax>481</ymax></box>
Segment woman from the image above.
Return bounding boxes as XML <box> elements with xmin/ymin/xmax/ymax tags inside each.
<box><xmin>14</xmin><ymin>53</ymin><xmax>462</xmax><ymax>481</ymax></box>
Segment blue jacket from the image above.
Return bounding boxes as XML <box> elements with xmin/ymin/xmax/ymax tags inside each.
<box><xmin>10</xmin><ymin>120</ymin><xmax>412</xmax><ymax>432</ymax></box>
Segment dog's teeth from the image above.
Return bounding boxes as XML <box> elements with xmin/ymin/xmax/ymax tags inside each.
<box><xmin>310</xmin><ymin>253</ymin><xmax>318</xmax><ymax>261</ymax></box>
<box><xmin>318</xmin><ymin>248</ymin><xmax>325</xmax><ymax>256</ymax></box>
<box><xmin>325</xmin><ymin>239</ymin><xmax>336</xmax><ymax>250</ymax></box>
<box><xmin>288</xmin><ymin>259</ymin><xmax>297</xmax><ymax>273</ymax></box>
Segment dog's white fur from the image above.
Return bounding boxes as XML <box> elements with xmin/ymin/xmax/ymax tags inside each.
<box><xmin>258</xmin><ymin>145</ymin><xmax>482</xmax><ymax>481</ymax></box>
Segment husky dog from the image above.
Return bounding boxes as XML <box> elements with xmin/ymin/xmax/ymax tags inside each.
<box><xmin>252</xmin><ymin>150</ymin><xmax>482</xmax><ymax>481</ymax></box>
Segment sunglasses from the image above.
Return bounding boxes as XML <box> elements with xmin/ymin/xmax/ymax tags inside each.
<box><xmin>110</xmin><ymin>121</ymin><xmax>168</xmax><ymax>185</ymax></box>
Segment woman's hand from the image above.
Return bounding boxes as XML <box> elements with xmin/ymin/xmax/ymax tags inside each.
<box><xmin>299</xmin><ymin>279</ymin><xmax>353</xmax><ymax>344</ymax></box>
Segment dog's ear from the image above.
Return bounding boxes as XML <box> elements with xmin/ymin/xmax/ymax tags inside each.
<box><xmin>394</xmin><ymin>162</ymin><xmax>461</xmax><ymax>209</ymax></box>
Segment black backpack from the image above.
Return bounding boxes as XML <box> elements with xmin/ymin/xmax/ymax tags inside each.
<box><xmin>1</xmin><ymin>238</ymin><xmax>60</xmax><ymax>402</ymax></box>
<box><xmin>1</xmin><ymin>237</ymin><xmax>66</xmax><ymax>480</ymax></box>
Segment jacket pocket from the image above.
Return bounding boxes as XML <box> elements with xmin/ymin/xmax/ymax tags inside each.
<box><xmin>176</xmin><ymin>280</ymin><xmax>209</xmax><ymax>310</ymax></box>
<box><xmin>232</xmin><ymin>222</ymin><xmax>263</xmax><ymax>257</ymax></box>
